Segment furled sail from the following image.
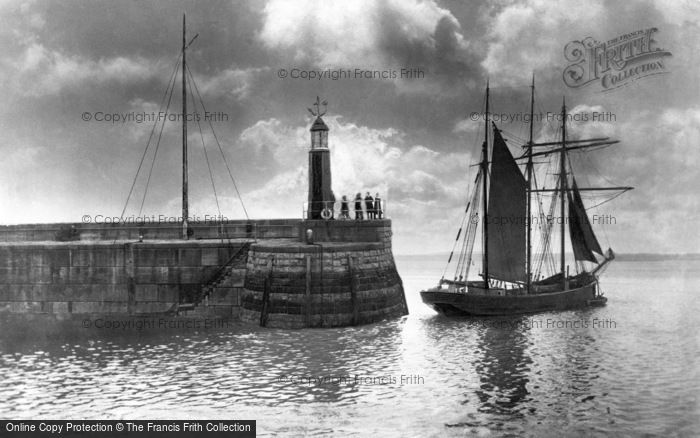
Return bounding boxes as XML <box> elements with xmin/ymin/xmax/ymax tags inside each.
<box><xmin>487</xmin><ymin>125</ymin><xmax>527</xmax><ymax>282</ymax></box>
<box><xmin>567</xmin><ymin>177</ymin><xmax>603</xmax><ymax>262</ymax></box>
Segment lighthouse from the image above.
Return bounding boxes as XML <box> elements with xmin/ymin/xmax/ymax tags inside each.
<box><xmin>307</xmin><ymin>96</ymin><xmax>335</xmax><ymax>219</ymax></box>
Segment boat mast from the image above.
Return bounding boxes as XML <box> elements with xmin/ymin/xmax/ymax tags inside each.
<box><xmin>182</xmin><ymin>14</ymin><xmax>189</xmax><ymax>240</ymax></box>
<box><xmin>559</xmin><ymin>98</ymin><xmax>567</xmax><ymax>288</ymax></box>
<box><xmin>526</xmin><ymin>75</ymin><xmax>534</xmax><ymax>293</ymax></box>
<box><xmin>482</xmin><ymin>81</ymin><xmax>489</xmax><ymax>289</ymax></box>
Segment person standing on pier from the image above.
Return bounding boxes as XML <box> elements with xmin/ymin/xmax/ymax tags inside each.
<box><xmin>365</xmin><ymin>192</ymin><xmax>375</xmax><ymax>219</ymax></box>
<box><xmin>374</xmin><ymin>193</ymin><xmax>382</xmax><ymax>219</ymax></box>
<box><xmin>340</xmin><ymin>195</ymin><xmax>349</xmax><ymax>219</ymax></box>
<box><xmin>354</xmin><ymin>193</ymin><xmax>363</xmax><ymax>220</ymax></box>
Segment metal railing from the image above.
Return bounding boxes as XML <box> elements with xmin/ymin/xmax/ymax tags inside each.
<box><xmin>302</xmin><ymin>198</ymin><xmax>388</xmax><ymax>220</ymax></box>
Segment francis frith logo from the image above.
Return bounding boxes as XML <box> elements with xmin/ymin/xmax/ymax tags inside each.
<box><xmin>563</xmin><ymin>27</ymin><xmax>672</xmax><ymax>91</ymax></box>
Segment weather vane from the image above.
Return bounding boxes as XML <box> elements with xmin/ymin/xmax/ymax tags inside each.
<box><xmin>307</xmin><ymin>96</ymin><xmax>328</xmax><ymax>117</ymax></box>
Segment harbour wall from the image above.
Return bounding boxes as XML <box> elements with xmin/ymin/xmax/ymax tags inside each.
<box><xmin>0</xmin><ymin>219</ymin><xmax>408</xmax><ymax>328</ymax></box>
<box><xmin>0</xmin><ymin>240</ymin><xmax>248</xmax><ymax>317</ymax></box>
<box><xmin>0</xmin><ymin>219</ymin><xmax>298</xmax><ymax>242</ymax></box>
<box><xmin>240</xmin><ymin>220</ymin><xmax>407</xmax><ymax>328</ymax></box>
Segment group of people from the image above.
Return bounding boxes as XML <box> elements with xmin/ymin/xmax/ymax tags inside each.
<box><xmin>338</xmin><ymin>192</ymin><xmax>383</xmax><ymax>220</ymax></box>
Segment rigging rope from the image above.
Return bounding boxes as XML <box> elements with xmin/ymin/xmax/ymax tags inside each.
<box><xmin>575</xmin><ymin>148</ymin><xmax>630</xmax><ymax>250</ymax></box>
<box><xmin>186</xmin><ymin>69</ymin><xmax>223</xmax><ymax>220</ymax></box>
<box><xmin>442</xmin><ymin>202</ymin><xmax>468</xmax><ymax>280</ymax></box>
<box><xmin>534</xmin><ymin>172</ymin><xmax>559</xmax><ymax>279</ymax></box>
<box><xmin>118</xmin><ymin>53</ymin><xmax>182</xmax><ymax>224</ymax></box>
<box><xmin>138</xmin><ymin>60</ymin><xmax>181</xmax><ymax>217</ymax></box>
<box><xmin>441</xmin><ymin>166</ymin><xmax>480</xmax><ymax>282</ymax></box>
<box><xmin>455</xmin><ymin>171</ymin><xmax>481</xmax><ymax>280</ymax></box>
<box><xmin>185</xmin><ymin>63</ymin><xmax>249</xmax><ymax>220</ymax></box>
<box><xmin>459</xmin><ymin>172</ymin><xmax>481</xmax><ymax>281</ymax></box>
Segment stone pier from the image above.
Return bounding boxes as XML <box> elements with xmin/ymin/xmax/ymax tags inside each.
<box><xmin>0</xmin><ymin>219</ymin><xmax>408</xmax><ymax>329</ymax></box>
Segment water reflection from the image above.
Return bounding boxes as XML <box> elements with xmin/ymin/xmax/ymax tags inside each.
<box><xmin>261</xmin><ymin>319</ymin><xmax>406</xmax><ymax>405</ymax></box>
<box><xmin>0</xmin><ymin>318</ymin><xmax>409</xmax><ymax>418</ymax></box>
<box><xmin>2</xmin><ymin>255</ymin><xmax>700</xmax><ymax>437</ymax></box>
<box><xmin>536</xmin><ymin>309</ymin><xmax>605</xmax><ymax>423</ymax></box>
<box><xmin>473</xmin><ymin>317</ymin><xmax>532</xmax><ymax>417</ymax></box>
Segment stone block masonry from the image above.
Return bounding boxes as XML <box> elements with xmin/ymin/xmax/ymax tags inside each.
<box><xmin>0</xmin><ymin>219</ymin><xmax>299</xmax><ymax>243</ymax></box>
<box><xmin>0</xmin><ymin>218</ymin><xmax>408</xmax><ymax>329</ymax></box>
<box><xmin>239</xmin><ymin>238</ymin><xmax>408</xmax><ymax>328</ymax></box>
<box><xmin>0</xmin><ymin>240</ymin><xmax>249</xmax><ymax>317</ymax></box>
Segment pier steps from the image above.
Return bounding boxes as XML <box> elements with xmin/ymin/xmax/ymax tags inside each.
<box><xmin>177</xmin><ymin>242</ymin><xmax>251</xmax><ymax>317</ymax></box>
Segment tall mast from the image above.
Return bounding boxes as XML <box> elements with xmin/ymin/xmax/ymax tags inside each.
<box><xmin>560</xmin><ymin>97</ymin><xmax>567</xmax><ymax>288</ymax></box>
<box><xmin>482</xmin><ymin>80</ymin><xmax>489</xmax><ymax>289</ymax></box>
<box><xmin>182</xmin><ymin>14</ymin><xmax>189</xmax><ymax>239</ymax></box>
<box><xmin>526</xmin><ymin>74</ymin><xmax>534</xmax><ymax>293</ymax></box>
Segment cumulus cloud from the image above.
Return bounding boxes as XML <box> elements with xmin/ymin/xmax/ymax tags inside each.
<box><xmin>260</xmin><ymin>0</ymin><xmax>478</xmax><ymax>93</ymax></box>
<box><xmin>239</xmin><ymin>118</ymin><xmax>307</xmax><ymax>167</ymax></box>
<box><xmin>567</xmin><ymin>105</ymin><xmax>700</xmax><ymax>253</ymax></box>
<box><xmin>233</xmin><ymin>114</ymin><xmax>471</xmax><ymax>252</ymax></box>
<box><xmin>654</xmin><ymin>0</ymin><xmax>700</xmax><ymax>26</ymax></box>
<box><xmin>481</xmin><ymin>0</ymin><xmax>605</xmax><ymax>85</ymax></box>
<box><xmin>542</xmin><ymin>104</ymin><xmax>617</xmax><ymax>141</ymax></box>
<box><xmin>260</xmin><ymin>0</ymin><xmax>449</xmax><ymax>65</ymax></box>
<box><xmin>195</xmin><ymin>67</ymin><xmax>268</xmax><ymax>100</ymax></box>
<box><xmin>2</xmin><ymin>43</ymin><xmax>160</xmax><ymax>97</ymax></box>
<box><xmin>0</xmin><ymin>1</ymin><xmax>696</xmax><ymax>256</ymax></box>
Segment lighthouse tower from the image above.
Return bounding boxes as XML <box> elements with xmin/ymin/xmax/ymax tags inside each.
<box><xmin>307</xmin><ymin>97</ymin><xmax>334</xmax><ymax>219</ymax></box>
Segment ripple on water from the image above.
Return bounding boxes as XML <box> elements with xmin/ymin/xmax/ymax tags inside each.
<box><xmin>0</xmin><ymin>260</ymin><xmax>699</xmax><ymax>435</ymax></box>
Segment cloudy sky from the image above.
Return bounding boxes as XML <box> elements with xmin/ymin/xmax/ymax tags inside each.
<box><xmin>0</xmin><ymin>0</ymin><xmax>698</xmax><ymax>254</ymax></box>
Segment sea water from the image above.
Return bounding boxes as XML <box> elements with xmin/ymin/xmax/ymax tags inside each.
<box><xmin>0</xmin><ymin>256</ymin><xmax>698</xmax><ymax>436</ymax></box>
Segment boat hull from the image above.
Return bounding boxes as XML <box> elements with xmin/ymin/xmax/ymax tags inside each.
<box><xmin>420</xmin><ymin>282</ymin><xmax>601</xmax><ymax>316</ymax></box>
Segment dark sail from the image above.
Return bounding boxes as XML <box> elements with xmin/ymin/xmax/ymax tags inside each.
<box><xmin>567</xmin><ymin>178</ymin><xmax>603</xmax><ymax>262</ymax></box>
<box><xmin>487</xmin><ymin>125</ymin><xmax>527</xmax><ymax>282</ymax></box>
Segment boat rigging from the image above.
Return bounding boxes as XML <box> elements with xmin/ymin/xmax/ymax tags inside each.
<box><xmin>117</xmin><ymin>14</ymin><xmax>248</xmax><ymax>241</ymax></box>
<box><xmin>421</xmin><ymin>77</ymin><xmax>633</xmax><ymax>315</ymax></box>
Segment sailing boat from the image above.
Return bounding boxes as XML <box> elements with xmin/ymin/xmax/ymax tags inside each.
<box><xmin>420</xmin><ymin>78</ymin><xmax>632</xmax><ymax>315</ymax></box>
